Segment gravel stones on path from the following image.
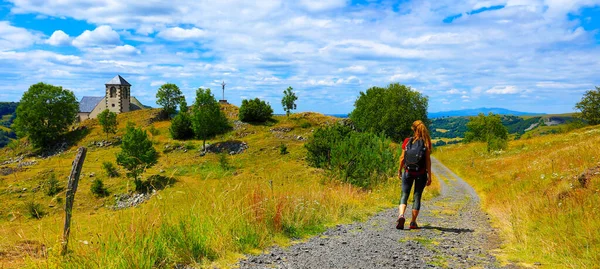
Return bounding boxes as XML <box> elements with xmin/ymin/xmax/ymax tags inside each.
<box><xmin>237</xmin><ymin>157</ymin><xmax>516</xmax><ymax>269</ymax></box>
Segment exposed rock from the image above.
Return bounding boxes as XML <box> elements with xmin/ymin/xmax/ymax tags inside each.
<box><xmin>270</xmin><ymin>127</ymin><xmax>293</xmax><ymax>133</ymax></box>
<box><xmin>201</xmin><ymin>141</ymin><xmax>248</xmax><ymax>155</ymax></box>
<box><xmin>112</xmin><ymin>192</ymin><xmax>154</xmax><ymax>210</ymax></box>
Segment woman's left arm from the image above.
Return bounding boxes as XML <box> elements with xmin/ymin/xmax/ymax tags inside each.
<box><xmin>426</xmin><ymin>148</ymin><xmax>432</xmax><ymax>186</ymax></box>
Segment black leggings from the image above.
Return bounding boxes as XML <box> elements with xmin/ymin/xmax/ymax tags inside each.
<box><xmin>400</xmin><ymin>172</ymin><xmax>428</xmax><ymax>210</ymax></box>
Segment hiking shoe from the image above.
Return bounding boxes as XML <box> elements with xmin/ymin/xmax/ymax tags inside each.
<box><xmin>409</xmin><ymin>222</ymin><xmax>419</xmax><ymax>229</ymax></box>
<box><xmin>396</xmin><ymin>217</ymin><xmax>405</xmax><ymax>230</ymax></box>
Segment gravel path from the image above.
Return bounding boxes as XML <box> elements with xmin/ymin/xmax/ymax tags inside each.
<box><xmin>236</xmin><ymin>157</ymin><xmax>510</xmax><ymax>269</ymax></box>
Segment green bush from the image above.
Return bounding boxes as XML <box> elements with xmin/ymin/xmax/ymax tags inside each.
<box><xmin>464</xmin><ymin>113</ymin><xmax>509</xmax><ymax>152</ymax></box>
<box><xmin>305</xmin><ymin>124</ymin><xmax>397</xmax><ymax>189</ymax></box>
<box><xmin>575</xmin><ymin>86</ymin><xmax>600</xmax><ymax>125</ymax></box>
<box><xmin>350</xmin><ymin>83</ymin><xmax>428</xmax><ymax>142</ymax></box>
<box><xmin>134</xmin><ymin>175</ymin><xmax>176</xmax><ymax>194</ymax></box>
<box><xmin>25</xmin><ymin>201</ymin><xmax>45</xmax><ymax>219</ymax></box>
<box><xmin>219</xmin><ymin>153</ymin><xmax>231</xmax><ymax>170</ymax></box>
<box><xmin>45</xmin><ymin>173</ymin><xmax>63</xmax><ymax>196</ymax></box>
<box><xmin>102</xmin><ymin>161</ymin><xmax>119</xmax><ymax>178</ymax></box>
<box><xmin>300</xmin><ymin>122</ymin><xmax>312</xmax><ymax>129</ymax></box>
<box><xmin>147</xmin><ymin>125</ymin><xmax>160</xmax><ymax>136</ymax></box>
<box><xmin>279</xmin><ymin>143</ymin><xmax>288</xmax><ymax>155</ymax></box>
<box><xmin>239</xmin><ymin>98</ymin><xmax>273</xmax><ymax>123</ymax></box>
<box><xmin>91</xmin><ymin>179</ymin><xmax>109</xmax><ymax>197</ymax></box>
<box><xmin>170</xmin><ymin>112</ymin><xmax>194</xmax><ymax>140</ymax></box>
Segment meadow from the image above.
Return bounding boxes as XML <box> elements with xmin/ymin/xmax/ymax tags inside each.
<box><xmin>0</xmin><ymin>107</ymin><xmax>439</xmax><ymax>268</ymax></box>
<box><xmin>435</xmin><ymin>125</ymin><xmax>600</xmax><ymax>268</ymax></box>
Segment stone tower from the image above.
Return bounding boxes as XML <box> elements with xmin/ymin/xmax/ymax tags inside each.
<box><xmin>105</xmin><ymin>75</ymin><xmax>131</xmax><ymax>113</ymax></box>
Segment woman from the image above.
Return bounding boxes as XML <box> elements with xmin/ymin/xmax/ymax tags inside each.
<box><xmin>396</xmin><ymin>120</ymin><xmax>432</xmax><ymax>230</ymax></box>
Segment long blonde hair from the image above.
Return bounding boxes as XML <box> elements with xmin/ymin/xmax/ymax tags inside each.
<box><xmin>411</xmin><ymin>120</ymin><xmax>432</xmax><ymax>150</ymax></box>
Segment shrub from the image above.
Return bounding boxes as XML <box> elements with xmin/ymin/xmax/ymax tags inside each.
<box><xmin>170</xmin><ymin>112</ymin><xmax>194</xmax><ymax>140</ymax></box>
<box><xmin>102</xmin><ymin>161</ymin><xmax>119</xmax><ymax>178</ymax></box>
<box><xmin>45</xmin><ymin>173</ymin><xmax>63</xmax><ymax>196</ymax></box>
<box><xmin>219</xmin><ymin>153</ymin><xmax>231</xmax><ymax>170</ymax></box>
<box><xmin>134</xmin><ymin>175</ymin><xmax>176</xmax><ymax>193</ymax></box>
<box><xmin>279</xmin><ymin>143</ymin><xmax>288</xmax><ymax>155</ymax></box>
<box><xmin>147</xmin><ymin>125</ymin><xmax>160</xmax><ymax>136</ymax></box>
<box><xmin>350</xmin><ymin>83</ymin><xmax>428</xmax><ymax>142</ymax></box>
<box><xmin>239</xmin><ymin>98</ymin><xmax>273</xmax><ymax>123</ymax></box>
<box><xmin>91</xmin><ymin>179</ymin><xmax>109</xmax><ymax>197</ymax></box>
<box><xmin>305</xmin><ymin>124</ymin><xmax>397</xmax><ymax>189</ymax></box>
<box><xmin>300</xmin><ymin>122</ymin><xmax>312</xmax><ymax>129</ymax></box>
<box><xmin>25</xmin><ymin>201</ymin><xmax>45</xmax><ymax>219</ymax></box>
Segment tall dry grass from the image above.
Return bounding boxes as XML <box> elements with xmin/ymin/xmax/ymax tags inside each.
<box><xmin>435</xmin><ymin>126</ymin><xmax>600</xmax><ymax>268</ymax></box>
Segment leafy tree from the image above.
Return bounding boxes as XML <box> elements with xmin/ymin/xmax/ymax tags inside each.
<box><xmin>349</xmin><ymin>83</ymin><xmax>428</xmax><ymax>142</ymax></box>
<box><xmin>281</xmin><ymin>86</ymin><xmax>298</xmax><ymax>117</ymax></box>
<box><xmin>239</xmin><ymin>98</ymin><xmax>273</xmax><ymax>123</ymax></box>
<box><xmin>116</xmin><ymin>122</ymin><xmax>158</xmax><ymax>188</ymax></box>
<box><xmin>191</xmin><ymin>88</ymin><xmax>230</xmax><ymax>150</ymax></box>
<box><xmin>464</xmin><ymin>113</ymin><xmax>509</xmax><ymax>152</ymax></box>
<box><xmin>12</xmin><ymin>82</ymin><xmax>78</xmax><ymax>149</ymax></box>
<box><xmin>179</xmin><ymin>98</ymin><xmax>189</xmax><ymax>113</ymax></box>
<box><xmin>156</xmin><ymin>83</ymin><xmax>184</xmax><ymax>117</ymax></box>
<box><xmin>575</xmin><ymin>86</ymin><xmax>600</xmax><ymax>125</ymax></box>
<box><xmin>170</xmin><ymin>112</ymin><xmax>194</xmax><ymax>140</ymax></box>
<box><xmin>97</xmin><ymin>109</ymin><xmax>117</xmax><ymax>140</ymax></box>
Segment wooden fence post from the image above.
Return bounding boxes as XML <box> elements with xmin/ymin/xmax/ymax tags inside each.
<box><xmin>61</xmin><ymin>147</ymin><xmax>87</xmax><ymax>256</ymax></box>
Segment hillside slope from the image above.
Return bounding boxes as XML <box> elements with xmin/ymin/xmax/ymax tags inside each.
<box><xmin>435</xmin><ymin>125</ymin><xmax>600</xmax><ymax>268</ymax></box>
<box><xmin>0</xmin><ymin>107</ymin><xmax>435</xmax><ymax>268</ymax></box>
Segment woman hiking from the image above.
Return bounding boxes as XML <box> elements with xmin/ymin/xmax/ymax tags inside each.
<box><xmin>396</xmin><ymin>120</ymin><xmax>432</xmax><ymax>230</ymax></box>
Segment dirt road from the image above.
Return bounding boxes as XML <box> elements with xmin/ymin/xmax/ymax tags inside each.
<box><xmin>237</xmin><ymin>157</ymin><xmax>506</xmax><ymax>268</ymax></box>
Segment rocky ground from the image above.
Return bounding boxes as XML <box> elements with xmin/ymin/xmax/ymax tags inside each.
<box><xmin>236</xmin><ymin>157</ymin><xmax>516</xmax><ymax>269</ymax></box>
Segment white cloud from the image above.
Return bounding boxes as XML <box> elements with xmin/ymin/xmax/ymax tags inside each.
<box><xmin>157</xmin><ymin>27</ymin><xmax>206</xmax><ymax>41</ymax></box>
<box><xmin>446</xmin><ymin>89</ymin><xmax>465</xmax><ymax>95</ymax></box>
<box><xmin>46</xmin><ymin>30</ymin><xmax>71</xmax><ymax>46</ymax></box>
<box><xmin>298</xmin><ymin>0</ymin><xmax>347</xmax><ymax>12</ymax></box>
<box><xmin>338</xmin><ymin>65</ymin><xmax>367</xmax><ymax>73</ymax></box>
<box><xmin>72</xmin><ymin>25</ymin><xmax>120</xmax><ymax>47</ymax></box>
<box><xmin>150</xmin><ymin>81</ymin><xmax>166</xmax><ymax>87</ymax></box>
<box><xmin>0</xmin><ymin>21</ymin><xmax>38</xmax><ymax>51</ymax></box>
<box><xmin>84</xmin><ymin>45</ymin><xmax>140</xmax><ymax>56</ymax></box>
<box><xmin>486</xmin><ymin>85</ymin><xmax>520</xmax><ymax>94</ymax></box>
<box><xmin>390</xmin><ymin>73</ymin><xmax>418</xmax><ymax>81</ymax></box>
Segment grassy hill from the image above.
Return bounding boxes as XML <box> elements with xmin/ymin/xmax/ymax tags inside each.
<box><xmin>0</xmin><ymin>106</ymin><xmax>439</xmax><ymax>268</ymax></box>
<box><xmin>430</xmin><ymin>113</ymin><xmax>583</xmax><ymax>144</ymax></box>
<box><xmin>435</xmin><ymin>125</ymin><xmax>600</xmax><ymax>268</ymax></box>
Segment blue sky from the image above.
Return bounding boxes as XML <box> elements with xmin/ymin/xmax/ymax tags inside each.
<box><xmin>0</xmin><ymin>0</ymin><xmax>599</xmax><ymax>114</ymax></box>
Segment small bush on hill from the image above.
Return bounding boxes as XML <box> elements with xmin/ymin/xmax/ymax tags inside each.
<box><xmin>98</xmin><ymin>109</ymin><xmax>117</xmax><ymax>140</ymax></box>
<box><xmin>170</xmin><ymin>112</ymin><xmax>194</xmax><ymax>140</ymax></box>
<box><xmin>279</xmin><ymin>143</ymin><xmax>288</xmax><ymax>155</ymax></box>
<box><xmin>102</xmin><ymin>161</ymin><xmax>119</xmax><ymax>178</ymax></box>
<box><xmin>191</xmin><ymin>88</ymin><xmax>231</xmax><ymax>149</ymax></box>
<box><xmin>148</xmin><ymin>125</ymin><xmax>160</xmax><ymax>136</ymax></box>
<box><xmin>135</xmin><ymin>175</ymin><xmax>176</xmax><ymax>193</ymax></box>
<box><xmin>91</xmin><ymin>179</ymin><xmax>109</xmax><ymax>197</ymax></box>
<box><xmin>25</xmin><ymin>201</ymin><xmax>45</xmax><ymax>219</ymax></box>
<box><xmin>464</xmin><ymin>113</ymin><xmax>509</xmax><ymax>152</ymax></box>
<box><xmin>305</xmin><ymin>124</ymin><xmax>397</xmax><ymax>189</ymax></box>
<box><xmin>239</xmin><ymin>98</ymin><xmax>273</xmax><ymax>123</ymax></box>
<box><xmin>45</xmin><ymin>173</ymin><xmax>63</xmax><ymax>196</ymax></box>
<box><xmin>219</xmin><ymin>153</ymin><xmax>231</xmax><ymax>170</ymax></box>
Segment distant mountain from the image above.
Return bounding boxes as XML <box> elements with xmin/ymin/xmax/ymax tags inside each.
<box><xmin>327</xmin><ymin>114</ymin><xmax>349</xmax><ymax>118</ymax></box>
<box><xmin>429</xmin><ymin>107</ymin><xmax>545</xmax><ymax>118</ymax></box>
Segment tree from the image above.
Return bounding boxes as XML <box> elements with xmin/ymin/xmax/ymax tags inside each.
<box><xmin>464</xmin><ymin>113</ymin><xmax>509</xmax><ymax>152</ymax></box>
<box><xmin>239</xmin><ymin>98</ymin><xmax>273</xmax><ymax>123</ymax></box>
<box><xmin>170</xmin><ymin>112</ymin><xmax>194</xmax><ymax>140</ymax></box>
<box><xmin>97</xmin><ymin>109</ymin><xmax>117</xmax><ymax>140</ymax></box>
<box><xmin>156</xmin><ymin>83</ymin><xmax>184</xmax><ymax>117</ymax></box>
<box><xmin>575</xmin><ymin>86</ymin><xmax>600</xmax><ymax>125</ymax></box>
<box><xmin>179</xmin><ymin>98</ymin><xmax>189</xmax><ymax>113</ymax></box>
<box><xmin>349</xmin><ymin>83</ymin><xmax>428</xmax><ymax>142</ymax></box>
<box><xmin>116</xmin><ymin>122</ymin><xmax>158</xmax><ymax>188</ymax></box>
<box><xmin>13</xmin><ymin>82</ymin><xmax>78</xmax><ymax>149</ymax></box>
<box><xmin>281</xmin><ymin>86</ymin><xmax>298</xmax><ymax>117</ymax></box>
<box><xmin>191</xmin><ymin>88</ymin><xmax>230</xmax><ymax>150</ymax></box>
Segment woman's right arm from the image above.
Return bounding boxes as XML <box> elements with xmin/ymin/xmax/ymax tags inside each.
<box><xmin>398</xmin><ymin>150</ymin><xmax>405</xmax><ymax>178</ymax></box>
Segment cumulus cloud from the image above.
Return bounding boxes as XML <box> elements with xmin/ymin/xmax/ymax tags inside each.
<box><xmin>46</xmin><ymin>30</ymin><xmax>71</xmax><ymax>46</ymax></box>
<box><xmin>72</xmin><ymin>25</ymin><xmax>120</xmax><ymax>47</ymax></box>
<box><xmin>298</xmin><ymin>0</ymin><xmax>347</xmax><ymax>12</ymax></box>
<box><xmin>0</xmin><ymin>21</ymin><xmax>38</xmax><ymax>51</ymax></box>
<box><xmin>486</xmin><ymin>85</ymin><xmax>520</xmax><ymax>94</ymax></box>
<box><xmin>157</xmin><ymin>27</ymin><xmax>207</xmax><ymax>41</ymax></box>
